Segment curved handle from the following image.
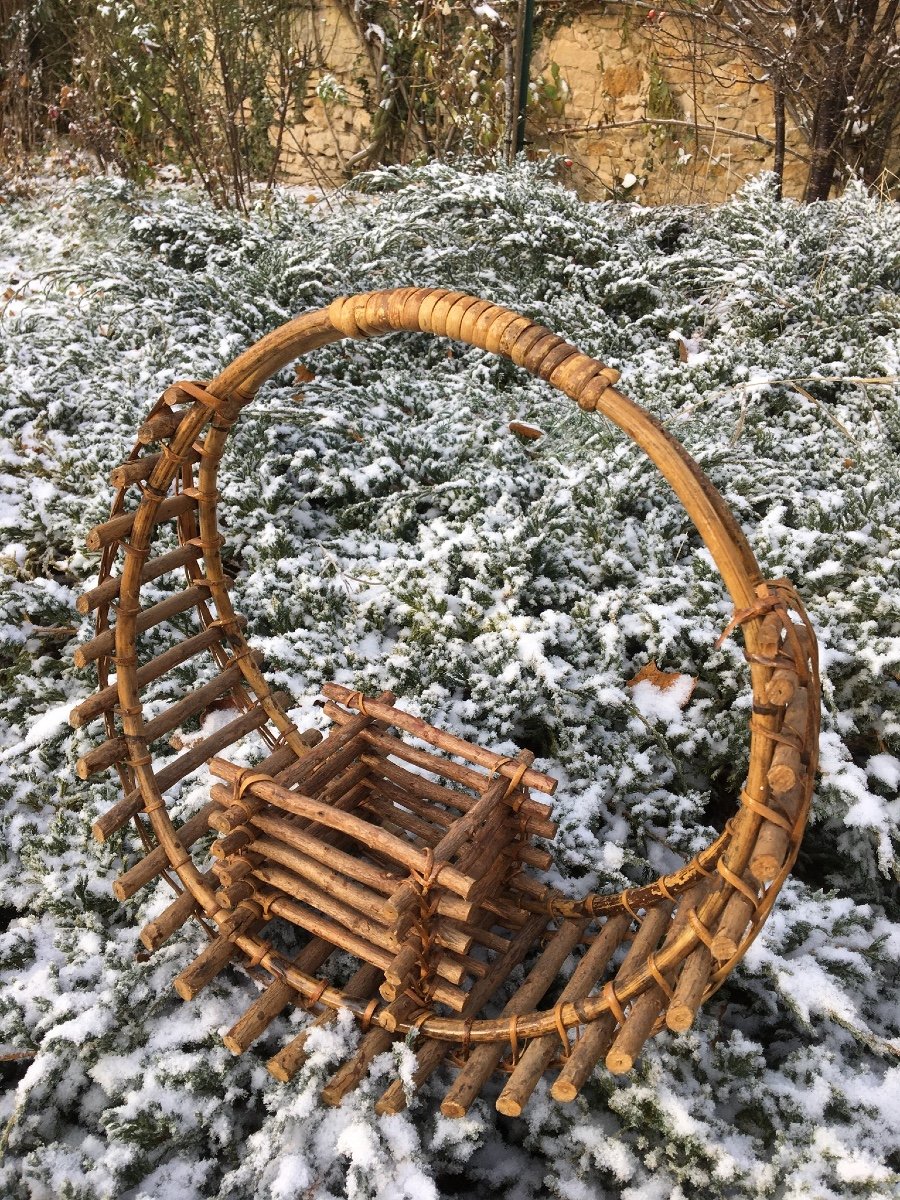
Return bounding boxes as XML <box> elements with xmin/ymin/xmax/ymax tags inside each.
<box><xmin>208</xmin><ymin>287</ymin><xmax>765</xmax><ymax>627</ymax></box>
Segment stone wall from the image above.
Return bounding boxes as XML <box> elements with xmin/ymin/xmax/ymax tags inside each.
<box><xmin>279</xmin><ymin>3</ymin><xmax>810</xmax><ymax>203</ymax></box>
<box><xmin>532</xmin><ymin>11</ymin><xmax>809</xmax><ymax>203</ymax></box>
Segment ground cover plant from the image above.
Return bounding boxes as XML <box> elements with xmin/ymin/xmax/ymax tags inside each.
<box><xmin>0</xmin><ymin>161</ymin><xmax>898</xmax><ymax>1198</ymax></box>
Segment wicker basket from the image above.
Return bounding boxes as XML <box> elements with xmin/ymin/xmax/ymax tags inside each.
<box><xmin>72</xmin><ymin>288</ymin><xmax>819</xmax><ymax>1116</ymax></box>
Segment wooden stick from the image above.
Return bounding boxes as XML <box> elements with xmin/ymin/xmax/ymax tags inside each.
<box><xmin>223</xmin><ymin>936</ymin><xmax>335</xmax><ymax>1055</ymax></box>
<box><xmin>495</xmin><ymin>912</ymin><xmax>632</xmax><ymax>1116</ymax></box>
<box><xmin>320</xmin><ymin>994</ymin><xmax>420</xmax><ymax>1106</ymax></box>
<box><xmin>441</xmin><ymin>917</ymin><xmax>589</xmax><ymax>1117</ymax></box>
<box><xmin>766</xmin><ymin>667</ymin><xmax>797</xmax><ymax>706</ymax></box>
<box><xmin>92</xmin><ymin>696</ymin><xmax>289</xmax><ymax>843</ymax></box>
<box><xmin>606</xmin><ymin>883</ymin><xmax>713</xmax><ymax>1074</ymax></box>
<box><xmin>174</xmin><ymin>929</ymin><xmax>256</xmax><ymax>1001</ymax></box>
<box><xmin>766</xmin><ymin>686</ymin><xmax>809</xmax><ymax>795</ymax></box>
<box><xmin>74</xmin><ymin>582</ymin><xmax>222</xmax><ymax>667</ymax></box>
<box><xmin>266</xmin><ymin>963</ymin><xmax>384</xmax><ymax>1082</ymax></box>
<box><xmin>711</xmin><ymin>872</ymin><xmax>761</xmax><ymax>961</ymax></box>
<box><xmin>250</xmin><ymin>860</ymin><xmax>399</xmax><ymax>953</ymax></box>
<box><xmin>249</xmin><ymin>836</ymin><xmax>395</xmax><ymax>926</ymax></box>
<box><xmin>208</xmin><ymin>759</ymin><xmax>480</xmax><ymax>901</ymax></box>
<box><xmin>252</xmin><ymin>887</ymin><xmax>468</xmax><ymax>1012</ymax></box>
<box><xmin>750</xmin><ymin>783</ymin><xmax>804</xmax><ymax>882</ymax></box>
<box><xmin>366</xmin><ymin>770</ymin><xmax>555</xmax><ymax>860</ymax></box>
<box><xmin>85</xmin><ymin>493</ymin><xmax>196</xmax><ymax>551</ymax></box>
<box><xmin>113</xmin><ymin>801</ymin><xmax>220</xmax><ymax>901</ymax></box>
<box><xmin>374</xmin><ymin>913</ymin><xmax>548</xmax><ymax>1115</ymax></box>
<box><xmin>138</xmin><ymin>409</ymin><xmax>185</xmax><ymax>444</ymax></box>
<box><xmin>71</xmin><ymin>623</ymin><xmax>232</xmax><ymax>727</ymax></box>
<box><xmin>77</xmin><ymin>660</ymin><xmax>251</xmax><ymax>777</ymax></box>
<box><xmin>352</xmin><ymin>738</ymin><xmax>555</xmax><ymax>833</ymax></box>
<box><xmin>77</xmin><ymin>544</ymin><xmax>204</xmax><ymax>616</ymax></box>
<box><xmin>324</xmin><ymin>705</ymin><xmax>553</xmax><ymax>823</ymax></box>
<box><xmin>323</xmin><ymin>685</ymin><xmax>557</xmax><ymax>795</ymax></box>
<box><xmin>108</xmin><ymin>447</ymin><xmax>203</xmax><ymax>489</ymax></box>
<box><xmin>549</xmin><ymin>906</ymin><xmax>673</xmax><ymax>1102</ymax></box>
<box><xmin>139</xmin><ymin>870</ymin><xmax>216</xmax><ymax>952</ymax></box>
<box><xmin>245</xmin><ymin>810</ymin><xmax>402</xmax><ymax>897</ymax></box>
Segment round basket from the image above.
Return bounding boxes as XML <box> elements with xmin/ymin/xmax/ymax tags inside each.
<box><xmin>72</xmin><ymin>288</ymin><xmax>819</xmax><ymax>1116</ymax></box>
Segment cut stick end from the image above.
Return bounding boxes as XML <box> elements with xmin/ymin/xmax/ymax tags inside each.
<box><xmin>374</xmin><ymin>1093</ymin><xmax>404</xmax><ymax>1117</ymax></box>
<box><xmin>112</xmin><ymin>882</ymin><xmax>128</xmax><ymax>901</ymax></box>
<box><xmin>266</xmin><ymin>1058</ymin><xmax>294</xmax><ymax>1083</ymax></box>
<box><xmin>173</xmin><ymin>979</ymin><xmax>196</xmax><ymax>1002</ymax></box>
<box><xmin>73</xmin><ymin>648</ymin><xmax>89</xmax><ymax>669</ymax></box>
<box><xmin>440</xmin><ymin>1099</ymin><xmax>469</xmax><ymax>1119</ymax></box>
<box><xmin>549</xmin><ymin>1080</ymin><xmax>578</xmax><ymax>1103</ymax></box>
<box><xmin>605</xmin><ymin>1049</ymin><xmax>633</xmax><ymax>1075</ymax></box>
<box><xmin>665</xmin><ymin>1005</ymin><xmax>696</xmax><ymax>1033</ymax></box>
<box><xmin>75</xmin><ymin>595</ymin><xmax>91</xmax><ymax>615</ymax></box>
<box><xmin>495</xmin><ymin>1095</ymin><xmax>524</xmax><ymax>1118</ymax></box>
<box><xmin>749</xmin><ymin>854</ymin><xmax>781</xmax><ymax>883</ymax></box>
<box><xmin>711</xmin><ymin>935</ymin><xmax>739</xmax><ymax>961</ymax></box>
<box><xmin>221</xmin><ymin>1034</ymin><xmax>245</xmax><ymax>1056</ymax></box>
<box><xmin>767</xmin><ymin>765</ymin><xmax>798</xmax><ymax>794</ymax></box>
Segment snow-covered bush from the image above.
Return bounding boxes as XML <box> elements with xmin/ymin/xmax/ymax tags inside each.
<box><xmin>0</xmin><ymin>163</ymin><xmax>898</xmax><ymax>1198</ymax></box>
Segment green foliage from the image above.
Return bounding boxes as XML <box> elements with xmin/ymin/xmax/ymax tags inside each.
<box><xmin>0</xmin><ymin>165</ymin><xmax>898</xmax><ymax>1196</ymax></box>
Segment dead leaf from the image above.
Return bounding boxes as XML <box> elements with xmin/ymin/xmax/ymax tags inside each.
<box><xmin>627</xmin><ymin>660</ymin><xmax>696</xmax><ymax>705</ymax></box>
<box><xmin>508</xmin><ymin>421</ymin><xmax>544</xmax><ymax>441</ymax></box>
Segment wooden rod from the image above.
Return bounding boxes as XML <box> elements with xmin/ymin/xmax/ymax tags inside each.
<box><xmin>77</xmin><ymin>543</ymin><xmax>203</xmax><ymax>615</ymax></box>
<box><xmin>254</xmin><ymin>888</ymin><xmax>468</xmax><ymax>1012</ymax></box>
<box><xmin>113</xmin><ymin>801</ymin><xmax>220</xmax><ymax>901</ymax></box>
<box><xmin>766</xmin><ymin>686</ymin><xmax>809</xmax><ymax>795</ymax></box>
<box><xmin>77</xmin><ymin>660</ymin><xmax>251</xmax><ymax>777</ymax></box>
<box><xmin>71</xmin><ymin>622</ymin><xmax>228</xmax><ymax>727</ymax></box>
<box><xmin>606</xmin><ymin>882</ymin><xmax>713</xmax><ymax>1074</ymax></box>
<box><xmin>440</xmin><ymin>917</ymin><xmax>588</xmax><ymax>1117</ymax></box>
<box><xmin>139</xmin><ymin>870</ymin><xmax>216</xmax><ymax>952</ymax></box>
<box><xmin>109</xmin><ymin>447</ymin><xmax>202</xmax><ymax>488</ymax></box>
<box><xmin>324</xmin><ymin>704</ymin><xmax>553</xmax><ymax>822</ymax></box>
<box><xmin>250</xmin><ymin>861</ymin><xmax>399</xmax><ymax>953</ymax></box>
<box><xmin>74</xmin><ymin>582</ymin><xmax>220</xmax><ymax>667</ymax></box>
<box><xmin>249</xmin><ymin>836</ymin><xmax>395</xmax><ymax>926</ymax></box>
<box><xmin>85</xmin><ymin>492</ymin><xmax>196</xmax><ymax>551</ymax></box>
<box><xmin>138</xmin><ymin>409</ymin><xmax>185</xmax><ymax>444</ymax></box>
<box><xmin>320</xmin><ymin>994</ymin><xmax>420</xmax><ymax>1105</ymax></box>
<box><xmin>174</xmin><ymin>931</ymin><xmax>249</xmax><ymax>1001</ymax></box>
<box><xmin>208</xmin><ymin>759</ymin><xmax>480</xmax><ymax>901</ymax></box>
<box><xmin>374</xmin><ymin>913</ymin><xmax>548</xmax><ymax>1115</ymax></box>
<box><xmin>711</xmin><ymin>874</ymin><xmax>761</xmax><ymax>961</ymax></box>
<box><xmin>496</xmin><ymin>912</ymin><xmax>631</xmax><ymax>1116</ymax></box>
<box><xmin>322</xmin><ymin>685</ymin><xmax>557</xmax><ymax>795</ymax></box>
<box><xmin>91</xmin><ymin>694</ymin><xmax>286</xmax><ymax>843</ymax></box>
<box><xmin>766</xmin><ymin>667</ymin><xmax>797</xmax><ymax>706</ymax></box>
<box><xmin>367</xmin><ymin>768</ymin><xmax>556</xmax><ymax>851</ymax></box>
<box><xmin>750</xmin><ymin>784</ymin><xmax>804</xmax><ymax>882</ymax></box>
<box><xmin>223</xmin><ymin>936</ymin><xmax>335</xmax><ymax>1055</ymax></box>
<box><xmin>266</xmin><ymin>963</ymin><xmax>384</xmax><ymax>1082</ymax></box>
<box><xmin>246</xmin><ymin>811</ymin><xmax>402</xmax><ymax>896</ymax></box>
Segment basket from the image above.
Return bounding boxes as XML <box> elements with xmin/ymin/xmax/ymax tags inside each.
<box><xmin>72</xmin><ymin>288</ymin><xmax>820</xmax><ymax>1116</ymax></box>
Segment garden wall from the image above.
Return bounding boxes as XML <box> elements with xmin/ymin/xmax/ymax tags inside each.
<box><xmin>280</xmin><ymin>3</ymin><xmax>808</xmax><ymax>202</ymax></box>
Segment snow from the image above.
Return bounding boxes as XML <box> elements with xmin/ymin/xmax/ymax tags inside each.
<box><xmin>0</xmin><ymin>163</ymin><xmax>899</xmax><ymax>1199</ymax></box>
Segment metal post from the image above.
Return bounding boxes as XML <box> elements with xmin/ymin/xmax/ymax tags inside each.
<box><xmin>515</xmin><ymin>0</ymin><xmax>535</xmax><ymax>156</ymax></box>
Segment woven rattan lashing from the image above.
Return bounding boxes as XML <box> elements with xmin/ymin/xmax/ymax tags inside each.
<box><xmin>73</xmin><ymin>289</ymin><xmax>820</xmax><ymax>1115</ymax></box>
